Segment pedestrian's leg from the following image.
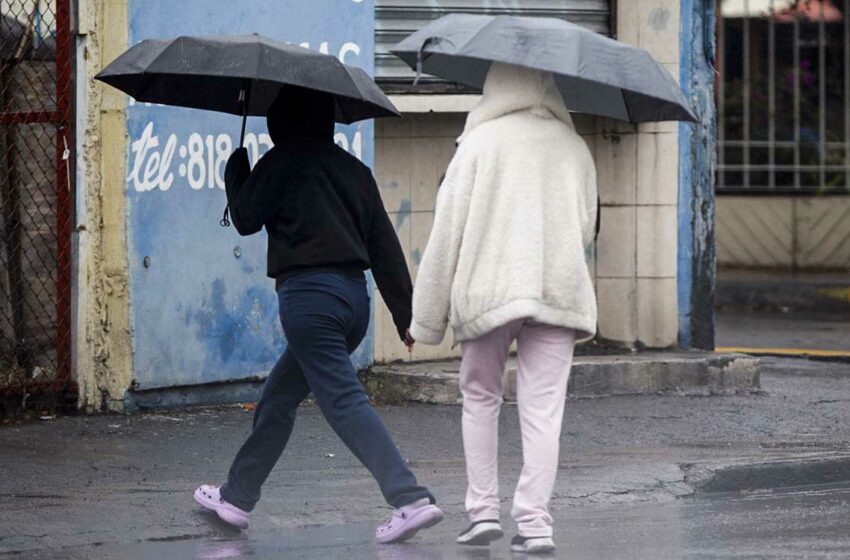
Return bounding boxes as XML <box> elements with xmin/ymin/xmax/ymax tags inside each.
<box><xmin>459</xmin><ymin>320</ymin><xmax>521</xmax><ymax>524</ymax></box>
<box><xmin>511</xmin><ymin>323</ymin><xmax>575</xmax><ymax>538</ymax></box>
<box><xmin>219</xmin><ymin>349</ymin><xmax>311</xmax><ymax>511</ymax></box>
<box><xmin>290</xmin><ymin>330</ymin><xmax>434</xmax><ymax>507</ymax></box>
<box><xmin>280</xmin><ymin>275</ymin><xmax>433</xmax><ymax>509</ymax></box>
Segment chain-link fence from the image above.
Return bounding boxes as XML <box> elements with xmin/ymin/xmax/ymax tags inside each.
<box><xmin>0</xmin><ymin>0</ymin><xmax>73</xmax><ymax>417</ymax></box>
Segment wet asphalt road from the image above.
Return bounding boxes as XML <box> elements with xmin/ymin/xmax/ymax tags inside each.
<box><xmin>3</xmin><ymin>358</ymin><xmax>850</xmax><ymax>559</ymax></box>
<box><xmin>716</xmin><ymin>310</ymin><xmax>850</xmax><ymax>352</ymax></box>
<box><xmin>26</xmin><ymin>484</ymin><xmax>850</xmax><ymax>560</ymax></box>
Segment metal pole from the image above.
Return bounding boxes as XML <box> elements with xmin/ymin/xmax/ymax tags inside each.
<box><xmin>846</xmin><ymin>0</ymin><xmax>850</xmax><ymax>191</ymax></box>
<box><xmin>55</xmin><ymin>0</ymin><xmax>74</xmax><ymax>388</ymax></box>
<box><xmin>769</xmin><ymin>0</ymin><xmax>776</xmax><ymax>190</ymax></box>
<box><xmin>793</xmin><ymin>14</ymin><xmax>801</xmax><ymax>190</ymax></box>
<box><xmin>743</xmin><ymin>0</ymin><xmax>751</xmax><ymax>190</ymax></box>
<box><xmin>717</xmin><ymin>0</ymin><xmax>726</xmax><ymax>190</ymax></box>
<box><xmin>239</xmin><ymin>81</ymin><xmax>252</xmax><ymax>149</ymax></box>
<box><xmin>818</xmin><ymin>0</ymin><xmax>827</xmax><ymax>191</ymax></box>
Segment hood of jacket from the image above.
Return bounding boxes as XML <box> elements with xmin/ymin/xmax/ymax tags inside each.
<box><xmin>459</xmin><ymin>63</ymin><xmax>573</xmax><ymax>143</ymax></box>
<box><xmin>267</xmin><ymin>86</ymin><xmax>335</xmax><ymax>146</ymax></box>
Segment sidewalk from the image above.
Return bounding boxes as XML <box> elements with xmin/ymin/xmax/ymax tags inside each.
<box><xmin>364</xmin><ymin>351</ymin><xmax>760</xmax><ymax>404</ymax></box>
<box><xmin>715</xmin><ymin>269</ymin><xmax>850</xmax><ymax>315</ymax></box>
<box><xmin>716</xmin><ymin>269</ymin><xmax>850</xmax><ymax>356</ymax></box>
<box><xmin>2</xmin><ymin>357</ymin><xmax>850</xmax><ymax>557</ymax></box>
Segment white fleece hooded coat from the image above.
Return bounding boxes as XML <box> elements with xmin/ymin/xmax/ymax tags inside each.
<box><xmin>410</xmin><ymin>63</ymin><xmax>598</xmax><ymax>345</ymax></box>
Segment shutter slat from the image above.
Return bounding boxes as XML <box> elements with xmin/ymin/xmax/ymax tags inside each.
<box><xmin>375</xmin><ymin>0</ymin><xmax>612</xmax><ymax>83</ymax></box>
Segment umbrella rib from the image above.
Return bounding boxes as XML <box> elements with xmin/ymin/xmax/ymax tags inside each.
<box><xmin>412</xmin><ymin>16</ymin><xmax>498</xmax><ymax>74</ymax></box>
<box><xmin>623</xmin><ymin>89</ymin><xmax>633</xmax><ymax>123</ymax></box>
<box><xmin>123</xmin><ymin>40</ymin><xmax>172</xmax><ymax>102</ymax></box>
<box><xmin>453</xmin><ymin>16</ymin><xmax>501</xmax><ymax>58</ymax></box>
<box><xmin>418</xmin><ymin>50</ymin><xmax>687</xmax><ymax>109</ymax></box>
<box><xmin>147</xmin><ymin>37</ymin><xmax>186</xmax><ymax>74</ymax></box>
<box><xmin>252</xmin><ymin>37</ymin><xmax>263</xmax><ymax>89</ymax></box>
<box><xmin>340</xmin><ymin>65</ymin><xmax>369</xmax><ymax>122</ymax></box>
<box><xmin>130</xmin><ymin>38</ymin><xmax>194</xmax><ymax>103</ymax></box>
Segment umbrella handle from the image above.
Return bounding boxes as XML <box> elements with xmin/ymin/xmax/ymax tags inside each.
<box><xmin>414</xmin><ymin>37</ymin><xmax>440</xmax><ymax>86</ymax></box>
<box><xmin>222</xmin><ymin>82</ymin><xmax>253</xmax><ymax>227</ymax></box>
<box><xmin>239</xmin><ymin>81</ymin><xmax>253</xmax><ymax>148</ymax></box>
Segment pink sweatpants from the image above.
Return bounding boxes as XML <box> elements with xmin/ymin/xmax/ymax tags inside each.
<box><xmin>459</xmin><ymin>318</ymin><xmax>576</xmax><ymax>538</ymax></box>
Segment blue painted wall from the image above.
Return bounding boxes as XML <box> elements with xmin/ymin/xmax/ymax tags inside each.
<box><xmin>125</xmin><ymin>1</ymin><xmax>375</xmax><ymax>390</ymax></box>
<box><xmin>678</xmin><ymin>0</ymin><xmax>717</xmax><ymax>350</ymax></box>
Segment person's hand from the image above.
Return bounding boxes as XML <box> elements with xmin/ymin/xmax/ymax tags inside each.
<box><xmin>224</xmin><ymin>147</ymin><xmax>251</xmax><ymax>187</ymax></box>
<box><xmin>404</xmin><ymin>329</ymin><xmax>415</xmax><ymax>353</ymax></box>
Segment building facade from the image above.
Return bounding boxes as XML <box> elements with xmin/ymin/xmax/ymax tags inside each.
<box><xmin>0</xmin><ymin>0</ymin><xmax>716</xmax><ymax>411</ymax></box>
<box><xmin>715</xmin><ymin>0</ymin><xmax>850</xmax><ymax>270</ymax></box>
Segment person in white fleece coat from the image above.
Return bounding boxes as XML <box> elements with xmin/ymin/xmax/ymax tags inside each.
<box><xmin>410</xmin><ymin>63</ymin><xmax>597</xmax><ymax>554</ymax></box>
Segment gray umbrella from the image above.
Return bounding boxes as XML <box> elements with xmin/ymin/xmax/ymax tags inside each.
<box><xmin>96</xmin><ymin>34</ymin><xmax>399</xmax><ymax>144</ymax></box>
<box><xmin>392</xmin><ymin>14</ymin><xmax>697</xmax><ymax>123</ymax></box>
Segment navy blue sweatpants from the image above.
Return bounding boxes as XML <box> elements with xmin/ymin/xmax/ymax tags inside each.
<box><xmin>220</xmin><ymin>272</ymin><xmax>433</xmax><ymax>511</ymax></box>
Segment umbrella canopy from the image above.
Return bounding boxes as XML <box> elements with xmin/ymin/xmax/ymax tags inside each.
<box><xmin>95</xmin><ymin>34</ymin><xmax>399</xmax><ymax>124</ymax></box>
<box><xmin>391</xmin><ymin>14</ymin><xmax>697</xmax><ymax>123</ymax></box>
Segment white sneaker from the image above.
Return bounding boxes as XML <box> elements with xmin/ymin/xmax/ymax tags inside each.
<box><xmin>510</xmin><ymin>535</ymin><xmax>556</xmax><ymax>554</ymax></box>
<box><xmin>456</xmin><ymin>519</ymin><xmax>504</xmax><ymax>545</ymax></box>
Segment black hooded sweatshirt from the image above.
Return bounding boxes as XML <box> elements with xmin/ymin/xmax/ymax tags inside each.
<box><xmin>224</xmin><ymin>87</ymin><xmax>412</xmax><ymax>340</ymax></box>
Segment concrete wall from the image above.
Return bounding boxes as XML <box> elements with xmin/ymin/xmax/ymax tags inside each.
<box><xmin>74</xmin><ymin>0</ymin><xmax>134</xmax><ymax>411</ymax></box>
<box><xmin>592</xmin><ymin>121</ymin><xmax>680</xmax><ymax>348</ymax></box>
<box><xmin>717</xmin><ymin>196</ymin><xmax>850</xmax><ymax>270</ymax></box>
<box><xmin>374</xmin><ymin>114</ymin><xmax>463</xmax><ymax>362</ymax></box>
<box><xmin>602</xmin><ymin>0</ymin><xmax>682</xmax><ymax>349</ymax></box>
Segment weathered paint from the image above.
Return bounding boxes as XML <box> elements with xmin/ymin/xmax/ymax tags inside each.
<box><xmin>124</xmin><ymin>1</ymin><xmax>375</xmax><ymax>391</ymax></box>
<box><xmin>678</xmin><ymin>0</ymin><xmax>717</xmax><ymax>350</ymax></box>
<box><xmin>75</xmin><ymin>0</ymin><xmax>135</xmax><ymax>411</ymax></box>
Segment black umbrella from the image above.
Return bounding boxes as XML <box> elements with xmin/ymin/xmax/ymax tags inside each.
<box><xmin>95</xmin><ymin>34</ymin><xmax>400</xmax><ymax>146</ymax></box>
<box><xmin>392</xmin><ymin>14</ymin><xmax>697</xmax><ymax>123</ymax></box>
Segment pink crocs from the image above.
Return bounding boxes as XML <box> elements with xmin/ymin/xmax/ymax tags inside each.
<box><xmin>375</xmin><ymin>498</ymin><xmax>444</xmax><ymax>544</ymax></box>
<box><xmin>193</xmin><ymin>484</ymin><xmax>250</xmax><ymax>529</ymax></box>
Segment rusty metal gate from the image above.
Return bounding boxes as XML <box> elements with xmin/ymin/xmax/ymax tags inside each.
<box><xmin>0</xmin><ymin>0</ymin><xmax>73</xmax><ymax>416</ymax></box>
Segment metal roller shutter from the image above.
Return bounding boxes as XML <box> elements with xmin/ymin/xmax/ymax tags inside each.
<box><xmin>375</xmin><ymin>0</ymin><xmax>613</xmax><ymax>88</ymax></box>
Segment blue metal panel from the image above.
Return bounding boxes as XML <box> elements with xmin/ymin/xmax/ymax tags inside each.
<box><xmin>678</xmin><ymin>0</ymin><xmax>716</xmax><ymax>350</ymax></box>
<box><xmin>125</xmin><ymin>1</ymin><xmax>376</xmax><ymax>389</ymax></box>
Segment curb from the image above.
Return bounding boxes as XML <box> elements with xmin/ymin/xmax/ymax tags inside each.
<box><xmin>683</xmin><ymin>453</ymin><xmax>850</xmax><ymax>495</ymax></box>
<box><xmin>716</xmin><ymin>278</ymin><xmax>850</xmax><ymax>315</ymax></box>
<box><xmin>716</xmin><ymin>346</ymin><xmax>850</xmax><ymax>363</ymax></box>
<box><xmin>363</xmin><ymin>352</ymin><xmax>761</xmax><ymax>404</ymax></box>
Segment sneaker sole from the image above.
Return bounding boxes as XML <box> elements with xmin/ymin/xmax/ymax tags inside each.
<box><xmin>377</xmin><ymin>506</ymin><xmax>444</xmax><ymax>544</ymax></box>
<box><xmin>457</xmin><ymin>527</ymin><xmax>504</xmax><ymax>546</ymax></box>
<box><xmin>511</xmin><ymin>543</ymin><xmax>557</xmax><ymax>554</ymax></box>
<box><xmin>193</xmin><ymin>488</ymin><xmax>250</xmax><ymax>529</ymax></box>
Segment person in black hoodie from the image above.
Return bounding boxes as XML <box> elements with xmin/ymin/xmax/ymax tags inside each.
<box><xmin>193</xmin><ymin>86</ymin><xmax>443</xmax><ymax>543</ymax></box>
